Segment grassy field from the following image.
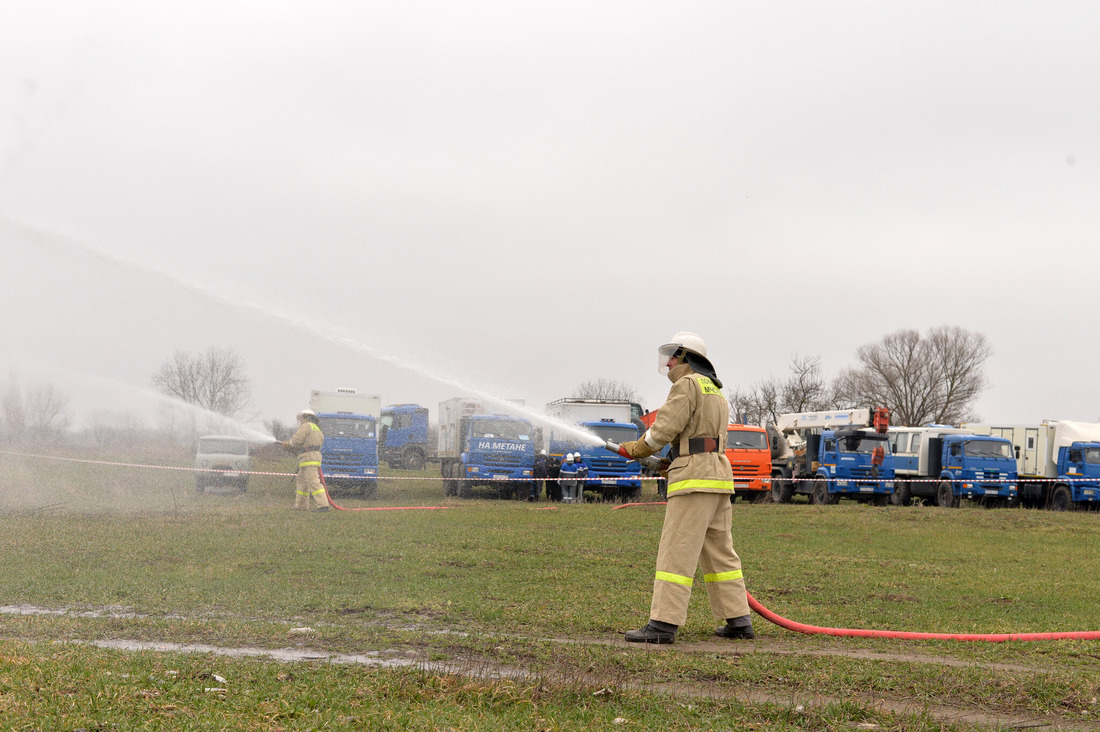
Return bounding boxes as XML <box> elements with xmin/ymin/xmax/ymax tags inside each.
<box><xmin>3</xmin><ymin>445</ymin><xmax>1100</xmax><ymax>730</ymax></box>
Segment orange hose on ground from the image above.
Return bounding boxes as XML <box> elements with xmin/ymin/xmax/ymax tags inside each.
<box><xmin>747</xmin><ymin>591</ymin><xmax>1100</xmax><ymax>642</ymax></box>
<box><xmin>611</xmin><ymin>501</ymin><xmax>668</xmax><ymax>510</ymax></box>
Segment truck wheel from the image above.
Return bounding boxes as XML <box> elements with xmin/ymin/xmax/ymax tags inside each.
<box><xmin>937</xmin><ymin>481</ymin><xmax>958</xmax><ymax>508</ymax></box>
<box><xmin>1051</xmin><ymin>485</ymin><xmax>1073</xmax><ymax>511</ymax></box>
<box><xmin>404</xmin><ymin>450</ymin><xmax>426</xmax><ymax>472</ymax></box>
<box><xmin>890</xmin><ymin>482</ymin><xmax>911</xmax><ymax>507</ymax></box>
<box><xmin>195</xmin><ymin>479</ymin><xmax>205</xmax><ymax>494</ymax></box>
<box><xmin>772</xmin><ymin>475</ymin><xmax>794</xmax><ymax>504</ymax></box>
<box><xmin>811</xmin><ymin>478</ymin><xmax>830</xmax><ymax>505</ymax></box>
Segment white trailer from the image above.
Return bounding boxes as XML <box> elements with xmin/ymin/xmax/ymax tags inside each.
<box><xmin>964</xmin><ymin>421</ymin><xmax>1100</xmax><ymax>509</ymax></box>
<box><xmin>309</xmin><ymin>388</ymin><xmax>381</xmax><ymax>418</ymax></box>
<box><xmin>544</xmin><ymin>399</ymin><xmax>634</xmax><ymax>428</ymax></box>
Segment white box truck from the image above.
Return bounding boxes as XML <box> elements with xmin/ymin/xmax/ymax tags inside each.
<box><xmin>308</xmin><ymin>388</ymin><xmax>382</xmax><ymax>498</ymax></box>
<box><xmin>544</xmin><ymin>399</ymin><xmax>642</xmax><ymax>502</ymax></box>
<box><xmin>964</xmin><ymin>421</ymin><xmax>1100</xmax><ymax>510</ymax></box>
<box><xmin>438</xmin><ymin>398</ymin><xmax>534</xmax><ymax>499</ymax></box>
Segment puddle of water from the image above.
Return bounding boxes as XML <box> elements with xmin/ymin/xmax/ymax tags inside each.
<box><xmin>85</xmin><ymin>639</ymin><xmax>421</xmax><ymax>668</ymax></box>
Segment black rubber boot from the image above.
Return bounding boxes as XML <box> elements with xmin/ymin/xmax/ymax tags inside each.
<box><xmin>715</xmin><ymin>614</ymin><xmax>755</xmax><ymax>639</ymax></box>
<box><xmin>624</xmin><ymin>620</ymin><xmax>677</xmax><ymax>644</ymax></box>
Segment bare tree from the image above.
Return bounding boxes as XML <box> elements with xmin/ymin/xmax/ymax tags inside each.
<box><xmin>572</xmin><ymin>378</ymin><xmax>642</xmax><ymax>406</ymax></box>
<box><xmin>1</xmin><ymin>376</ymin><xmax>72</xmax><ymax>443</ymax></box>
<box><xmin>842</xmin><ymin>326</ymin><xmax>991</xmax><ymax>425</ymax></box>
<box><xmin>265</xmin><ymin>417</ymin><xmax>295</xmax><ymax>441</ymax></box>
<box><xmin>152</xmin><ymin>347</ymin><xmax>253</xmax><ymax>417</ymax></box>
<box><xmin>726</xmin><ymin>376</ymin><xmax>782</xmax><ymax>426</ymax></box>
<box><xmin>1</xmin><ymin>378</ymin><xmax>25</xmax><ymax>439</ymax></box>
<box><xmin>727</xmin><ymin>354</ymin><xmax>831</xmax><ymax>425</ymax></box>
<box><xmin>781</xmin><ymin>354</ymin><xmax>831</xmax><ymax>414</ymax></box>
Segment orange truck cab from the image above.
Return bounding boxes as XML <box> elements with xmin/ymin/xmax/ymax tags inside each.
<box><xmin>726</xmin><ymin>424</ymin><xmax>772</xmax><ymax>500</ymax></box>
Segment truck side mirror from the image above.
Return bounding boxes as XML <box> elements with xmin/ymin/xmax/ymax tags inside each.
<box><xmin>1014</xmin><ymin>446</ymin><xmax>1020</xmax><ymax>459</ymax></box>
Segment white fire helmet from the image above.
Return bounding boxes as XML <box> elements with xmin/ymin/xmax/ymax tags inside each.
<box><xmin>539</xmin><ymin>449</ymin><xmax>548</xmax><ymax>456</ymax></box>
<box><xmin>564</xmin><ymin>453</ymin><xmax>574</xmax><ymax>463</ymax></box>
<box><xmin>572</xmin><ymin>452</ymin><xmax>581</xmax><ymax>461</ymax></box>
<box><xmin>297</xmin><ymin>409</ymin><xmax>317</xmax><ymax>420</ymax></box>
<box><xmin>658</xmin><ymin>331</ymin><xmax>708</xmax><ymax>375</ymax></box>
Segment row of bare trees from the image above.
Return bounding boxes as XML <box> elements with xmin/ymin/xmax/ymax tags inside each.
<box><xmin>5</xmin><ymin>326</ymin><xmax>990</xmax><ymax>445</ymax></box>
<box><xmin>728</xmin><ymin>326</ymin><xmax>991</xmax><ymax>427</ymax></box>
<box><xmin>0</xmin><ymin>377</ymin><xmax>72</xmax><ymax>443</ymax></box>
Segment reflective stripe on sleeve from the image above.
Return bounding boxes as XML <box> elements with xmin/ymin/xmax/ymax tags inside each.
<box><xmin>655</xmin><ymin>571</ymin><xmax>693</xmax><ymax>587</ymax></box>
<box><xmin>704</xmin><ymin>570</ymin><xmax>744</xmax><ymax>583</ymax></box>
<box><xmin>666</xmin><ymin>479</ymin><xmax>735</xmax><ymax>495</ymax></box>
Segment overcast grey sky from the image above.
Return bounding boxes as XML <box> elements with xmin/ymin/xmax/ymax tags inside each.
<box><xmin>3</xmin><ymin>1</ymin><xmax>1098</xmax><ymax>432</ymax></box>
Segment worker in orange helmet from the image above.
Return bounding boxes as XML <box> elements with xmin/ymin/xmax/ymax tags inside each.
<box><xmin>617</xmin><ymin>331</ymin><xmax>753</xmax><ymax>644</ymax></box>
<box><xmin>282</xmin><ymin>409</ymin><xmax>329</xmax><ymax>511</ymax></box>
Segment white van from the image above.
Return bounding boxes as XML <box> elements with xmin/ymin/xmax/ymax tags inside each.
<box><xmin>194</xmin><ymin>435</ymin><xmax>250</xmax><ymax>493</ymax></box>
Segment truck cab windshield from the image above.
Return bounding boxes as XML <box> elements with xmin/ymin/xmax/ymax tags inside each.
<box><xmin>473</xmin><ymin>419</ymin><xmax>530</xmax><ymax>440</ymax></box>
<box><xmin>320</xmin><ymin>417</ymin><xmax>376</xmax><ymax>438</ymax></box>
<box><xmin>590</xmin><ymin>424</ymin><xmax>637</xmax><ymax>443</ymax></box>
<box><xmin>840</xmin><ymin>434</ymin><xmax>889</xmax><ymax>454</ymax></box>
<box><xmin>727</xmin><ymin>429</ymin><xmax>767</xmax><ymax>449</ymax></box>
<box><xmin>1085</xmin><ymin>447</ymin><xmax>1100</xmax><ymax>464</ymax></box>
<box><xmin>963</xmin><ymin>440</ymin><xmax>1011</xmax><ymax>459</ymax></box>
<box><xmin>199</xmin><ymin>439</ymin><xmax>247</xmax><ymax>455</ymax></box>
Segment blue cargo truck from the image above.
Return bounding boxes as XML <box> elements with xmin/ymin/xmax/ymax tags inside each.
<box><xmin>888</xmin><ymin>427</ymin><xmax>1017</xmax><ymax>507</ymax></box>
<box><xmin>966</xmin><ymin>421</ymin><xmax>1100</xmax><ymax>510</ymax></box>
<box><xmin>770</xmin><ymin>409</ymin><xmax>895</xmax><ymax>504</ymax></box>
<box><xmin>380</xmin><ymin>404</ymin><xmax>431</xmax><ymax>470</ymax></box>
<box><xmin>438</xmin><ymin>398</ymin><xmax>535</xmax><ymax>499</ymax></box>
<box><xmin>309</xmin><ymin>388</ymin><xmax>381</xmax><ymax>498</ymax></box>
<box><xmin>544</xmin><ymin>399</ymin><xmax>642</xmax><ymax>502</ymax></box>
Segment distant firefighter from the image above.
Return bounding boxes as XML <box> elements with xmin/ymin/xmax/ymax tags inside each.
<box><xmin>282</xmin><ymin>409</ymin><xmax>330</xmax><ymax>511</ymax></box>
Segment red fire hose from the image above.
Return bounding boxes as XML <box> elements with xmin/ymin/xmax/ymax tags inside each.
<box><xmin>747</xmin><ymin>591</ymin><xmax>1100</xmax><ymax>642</ymax></box>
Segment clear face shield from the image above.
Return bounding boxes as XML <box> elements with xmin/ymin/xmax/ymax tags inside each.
<box><xmin>657</xmin><ymin>343</ymin><xmax>683</xmax><ymax>375</ymax></box>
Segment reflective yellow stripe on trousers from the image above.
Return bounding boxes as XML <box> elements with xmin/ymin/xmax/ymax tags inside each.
<box><xmin>704</xmin><ymin>570</ymin><xmax>743</xmax><ymax>583</ymax></box>
<box><xmin>666</xmin><ymin>478</ymin><xmax>735</xmax><ymax>495</ymax></box>
<box><xmin>655</xmin><ymin>571</ymin><xmax>693</xmax><ymax>587</ymax></box>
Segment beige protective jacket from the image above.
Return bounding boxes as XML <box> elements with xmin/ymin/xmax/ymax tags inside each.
<box><xmin>645</xmin><ymin>363</ymin><xmax>733</xmax><ymax>496</ymax></box>
<box><xmin>285</xmin><ymin>421</ymin><xmax>324</xmax><ymax>468</ymax></box>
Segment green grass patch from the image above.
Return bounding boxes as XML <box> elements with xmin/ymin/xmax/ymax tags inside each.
<box><xmin>4</xmin><ymin>449</ymin><xmax>1100</xmax><ymax>729</ymax></box>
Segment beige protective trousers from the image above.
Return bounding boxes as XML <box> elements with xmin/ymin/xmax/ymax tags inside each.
<box><xmin>295</xmin><ymin>466</ymin><xmax>329</xmax><ymax>510</ymax></box>
<box><xmin>650</xmin><ymin>491</ymin><xmax>750</xmax><ymax>627</ymax></box>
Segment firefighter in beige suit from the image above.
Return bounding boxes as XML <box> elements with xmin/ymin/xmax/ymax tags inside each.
<box><xmin>619</xmin><ymin>332</ymin><xmax>753</xmax><ymax>644</ymax></box>
<box><xmin>282</xmin><ymin>409</ymin><xmax>330</xmax><ymax>511</ymax></box>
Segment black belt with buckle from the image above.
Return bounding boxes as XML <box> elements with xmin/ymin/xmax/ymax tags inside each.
<box><xmin>668</xmin><ymin>437</ymin><xmax>720</xmax><ymax>461</ymax></box>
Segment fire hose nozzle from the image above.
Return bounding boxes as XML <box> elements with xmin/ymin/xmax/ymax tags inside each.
<box><xmin>604</xmin><ymin>440</ymin><xmax>668</xmax><ymax>473</ymax></box>
<box><xmin>604</xmin><ymin>440</ymin><xmax>631</xmax><ymax>459</ymax></box>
